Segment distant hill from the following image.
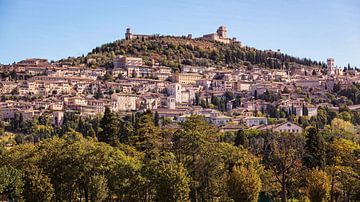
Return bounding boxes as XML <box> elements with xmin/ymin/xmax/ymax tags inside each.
<box><xmin>58</xmin><ymin>36</ymin><xmax>325</xmax><ymax>70</ymax></box>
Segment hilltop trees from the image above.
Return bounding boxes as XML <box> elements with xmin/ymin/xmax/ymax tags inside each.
<box><xmin>58</xmin><ymin>36</ymin><xmax>322</xmax><ymax>70</ymax></box>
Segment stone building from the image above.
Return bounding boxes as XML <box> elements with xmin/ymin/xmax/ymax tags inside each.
<box><xmin>201</xmin><ymin>26</ymin><xmax>235</xmax><ymax>44</ymax></box>
<box><xmin>327</xmin><ymin>58</ymin><xmax>335</xmax><ymax>75</ymax></box>
<box><xmin>125</xmin><ymin>28</ymin><xmax>157</xmax><ymax>40</ymax></box>
<box><xmin>113</xmin><ymin>56</ymin><xmax>143</xmax><ymax>68</ymax></box>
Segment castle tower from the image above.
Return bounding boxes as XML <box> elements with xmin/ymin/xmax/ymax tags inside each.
<box><xmin>327</xmin><ymin>58</ymin><xmax>335</xmax><ymax>75</ymax></box>
<box><xmin>125</xmin><ymin>28</ymin><xmax>132</xmax><ymax>40</ymax></box>
<box><xmin>217</xmin><ymin>26</ymin><xmax>227</xmax><ymax>38</ymax></box>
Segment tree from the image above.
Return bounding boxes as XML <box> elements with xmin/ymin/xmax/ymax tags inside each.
<box><xmin>234</xmin><ymin>129</ymin><xmax>249</xmax><ymax>148</ymax></box>
<box><xmin>328</xmin><ymin>118</ymin><xmax>355</xmax><ymax>139</ymax></box>
<box><xmin>233</xmin><ymin>95</ymin><xmax>241</xmax><ymax>108</ymax></box>
<box><xmin>305</xmin><ymin>169</ymin><xmax>330</xmax><ymax>202</ymax></box>
<box><xmin>38</xmin><ymin>114</ymin><xmax>51</xmax><ymax>126</ymax></box>
<box><xmin>0</xmin><ymin>121</ymin><xmax>4</xmax><ymax>136</ymax></box>
<box><xmin>131</xmin><ymin>112</ymin><xmax>161</xmax><ymax>158</ymax></box>
<box><xmin>89</xmin><ymin>174</ymin><xmax>108</xmax><ymax>202</ymax></box>
<box><xmin>194</xmin><ymin>93</ymin><xmax>200</xmax><ymax>106</ymax></box>
<box><xmin>262</xmin><ymin>133</ymin><xmax>304</xmax><ymax>202</ymax></box>
<box><xmin>10</xmin><ymin>112</ymin><xmax>23</xmax><ymax>132</ymax></box>
<box><xmin>174</xmin><ymin>115</ymin><xmax>219</xmax><ymax>164</ymax></box>
<box><xmin>94</xmin><ymin>86</ymin><xmax>104</xmax><ymax>99</ymax></box>
<box><xmin>227</xmin><ymin>165</ymin><xmax>261</xmax><ymax>202</ymax></box>
<box><xmin>0</xmin><ymin>166</ymin><xmax>23</xmax><ymax>201</ymax></box>
<box><xmin>145</xmin><ymin>152</ymin><xmax>190</xmax><ymax>202</ymax></box>
<box><xmin>326</xmin><ymin>138</ymin><xmax>360</xmax><ymax>201</ymax></box>
<box><xmin>102</xmin><ymin>71</ymin><xmax>113</xmax><ymax>81</ymax></box>
<box><xmin>154</xmin><ymin>111</ymin><xmax>160</xmax><ymax>126</ymax></box>
<box><xmin>34</xmin><ymin>125</ymin><xmax>54</xmax><ymax>140</ymax></box>
<box><xmin>224</xmin><ymin>91</ymin><xmax>234</xmax><ymax>102</ymax></box>
<box><xmin>173</xmin><ymin>115</ymin><xmax>221</xmax><ymax>201</ymax></box>
<box><xmin>98</xmin><ymin>107</ymin><xmax>120</xmax><ymax>144</ymax></box>
<box><xmin>302</xmin><ymin>104</ymin><xmax>308</xmax><ymax>116</ymax></box>
<box><xmin>61</xmin><ymin>111</ymin><xmax>80</xmax><ymax>134</ymax></box>
<box><xmin>315</xmin><ymin>108</ymin><xmax>328</xmax><ymax>129</ymax></box>
<box><xmin>303</xmin><ymin>127</ymin><xmax>326</xmax><ymax>169</ymax></box>
<box><xmin>22</xmin><ymin>165</ymin><xmax>54</xmax><ymax>202</ymax></box>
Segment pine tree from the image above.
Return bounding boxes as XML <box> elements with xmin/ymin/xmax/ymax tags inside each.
<box><xmin>98</xmin><ymin>107</ymin><xmax>120</xmax><ymax>145</ymax></box>
<box><xmin>234</xmin><ymin>129</ymin><xmax>249</xmax><ymax>148</ymax></box>
<box><xmin>154</xmin><ymin>111</ymin><xmax>160</xmax><ymax>127</ymax></box>
<box><xmin>132</xmin><ymin>112</ymin><xmax>161</xmax><ymax>159</ymax></box>
<box><xmin>303</xmin><ymin>104</ymin><xmax>308</xmax><ymax>116</ymax></box>
<box><xmin>303</xmin><ymin>127</ymin><xmax>326</xmax><ymax>169</ymax></box>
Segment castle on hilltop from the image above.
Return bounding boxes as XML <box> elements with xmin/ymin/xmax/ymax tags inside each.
<box><xmin>200</xmin><ymin>26</ymin><xmax>236</xmax><ymax>44</ymax></box>
<box><xmin>124</xmin><ymin>26</ymin><xmax>238</xmax><ymax>45</ymax></box>
<box><xmin>125</xmin><ymin>28</ymin><xmax>158</xmax><ymax>40</ymax></box>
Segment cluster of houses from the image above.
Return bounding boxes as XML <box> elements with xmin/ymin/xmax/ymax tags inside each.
<box><xmin>1</xmin><ymin>32</ymin><xmax>358</xmax><ymax>134</ymax></box>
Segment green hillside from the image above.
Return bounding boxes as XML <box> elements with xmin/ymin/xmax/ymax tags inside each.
<box><xmin>58</xmin><ymin>36</ymin><xmax>325</xmax><ymax>70</ymax></box>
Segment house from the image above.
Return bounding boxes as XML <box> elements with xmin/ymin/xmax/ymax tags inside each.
<box><xmin>212</xmin><ymin>79</ymin><xmax>233</xmax><ymax>91</ymax></box>
<box><xmin>211</xmin><ymin>115</ymin><xmax>232</xmax><ymax>126</ymax></box>
<box><xmin>220</xmin><ymin>124</ymin><xmax>243</xmax><ymax>132</ymax></box>
<box><xmin>111</xmin><ymin>93</ymin><xmax>137</xmax><ymax>111</ymax></box>
<box><xmin>254</xmin><ymin>122</ymin><xmax>303</xmax><ymax>133</ymax></box>
<box><xmin>244</xmin><ymin>117</ymin><xmax>268</xmax><ymax>127</ymax></box>
<box><xmin>113</xmin><ymin>56</ymin><xmax>143</xmax><ymax>68</ymax></box>
<box><xmin>272</xmin><ymin>122</ymin><xmax>303</xmax><ymax>133</ymax></box>
<box><xmin>174</xmin><ymin>73</ymin><xmax>202</xmax><ymax>85</ymax></box>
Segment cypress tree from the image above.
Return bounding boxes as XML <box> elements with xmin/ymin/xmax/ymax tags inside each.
<box><xmin>99</xmin><ymin>107</ymin><xmax>120</xmax><ymax>145</ymax></box>
<box><xmin>234</xmin><ymin>129</ymin><xmax>249</xmax><ymax>148</ymax></box>
<box><xmin>154</xmin><ymin>111</ymin><xmax>160</xmax><ymax>126</ymax></box>
<box><xmin>303</xmin><ymin>127</ymin><xmax>326</xmax><ymax>169</ymax></box>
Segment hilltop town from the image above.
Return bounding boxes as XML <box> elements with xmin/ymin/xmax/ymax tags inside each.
<box><xmin>1</xmin><ymin>26</ymin><xmax>360</xmax><ymax>201</ymax></box>
<box><xmin>0</xmin><ymin>26</ymin><xmax>359</xmax><ymax>133</ymax></box>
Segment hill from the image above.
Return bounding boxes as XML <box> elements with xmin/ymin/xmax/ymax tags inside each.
<box><xmin>58</xmin><ymin>35</ymin><xmax>325</xmax><ymax>71</ymax></box>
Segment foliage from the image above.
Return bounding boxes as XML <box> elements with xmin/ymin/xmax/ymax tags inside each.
<box><xmin>22</xmin><ymin>165</ymin><xmax>54</xmax><ymax>202</ymax></box>
<box><xmin>145</xmin><ymin>152</ymin><xmax>190</xmax><ymax>201</ymax></box>
<box><xmin>305</xmin><ymin>169</ymin><xmax>330</xmax><ymax>202</ymax></box>
<box><xmin>303</xmin><ymin>127</ymin><xmax>326</xmax><ymax>169</ymax></box>
<box><xmin>227</xmin><ymin>165</ymin><xmax>262</xmax><ymax>202</ymax></box>
<box><xmin>0</xmin><ymin>166</ymin><xmax>23</xmax><ymax>200</ymax></box>
<box><xmin>58</xmin><ymin>36</ymin><xmax>323</xmax><ymax>70</ymax></box>
<box><xmin>1</xmin><ymin>109</ymin><xmax>359</xmax><ymax>201</ymax></box>
<box><xmin>88</xmin><ymin>174</ymin><xmax>108</xmax><ymax>202</ymax></box>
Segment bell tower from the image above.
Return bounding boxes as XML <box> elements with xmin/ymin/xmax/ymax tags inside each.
<box><xmin>125</xmin><ymin>28</ymin><xmax>132</xmax><ymax>40</ymax></box>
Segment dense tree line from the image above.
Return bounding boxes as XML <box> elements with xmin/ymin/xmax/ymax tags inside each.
<box><xmin>1</xmin><ymin>107</ymin><xmax>359</xmax><ymax>201</ymax></box>
<box><xmin>58</xmin><ymin>36</ymin><xmax>323</xmax><ymax>70</ymax></box>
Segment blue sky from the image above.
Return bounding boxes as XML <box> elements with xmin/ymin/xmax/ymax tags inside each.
<box><xmin>0</xmin><ymin>0</ymin><xmax>359</xmax><ymax>67</ymax></box>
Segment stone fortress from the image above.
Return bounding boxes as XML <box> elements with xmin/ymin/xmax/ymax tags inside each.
<box><xmin>201</xmin><ymin>26</ymin><xmax>236</xmax><ymax>44</ymax></box>
<box><xmin>125</xmin><ymin>26</ymin><xmax>239</xmax><ymax>45</ymax></box>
